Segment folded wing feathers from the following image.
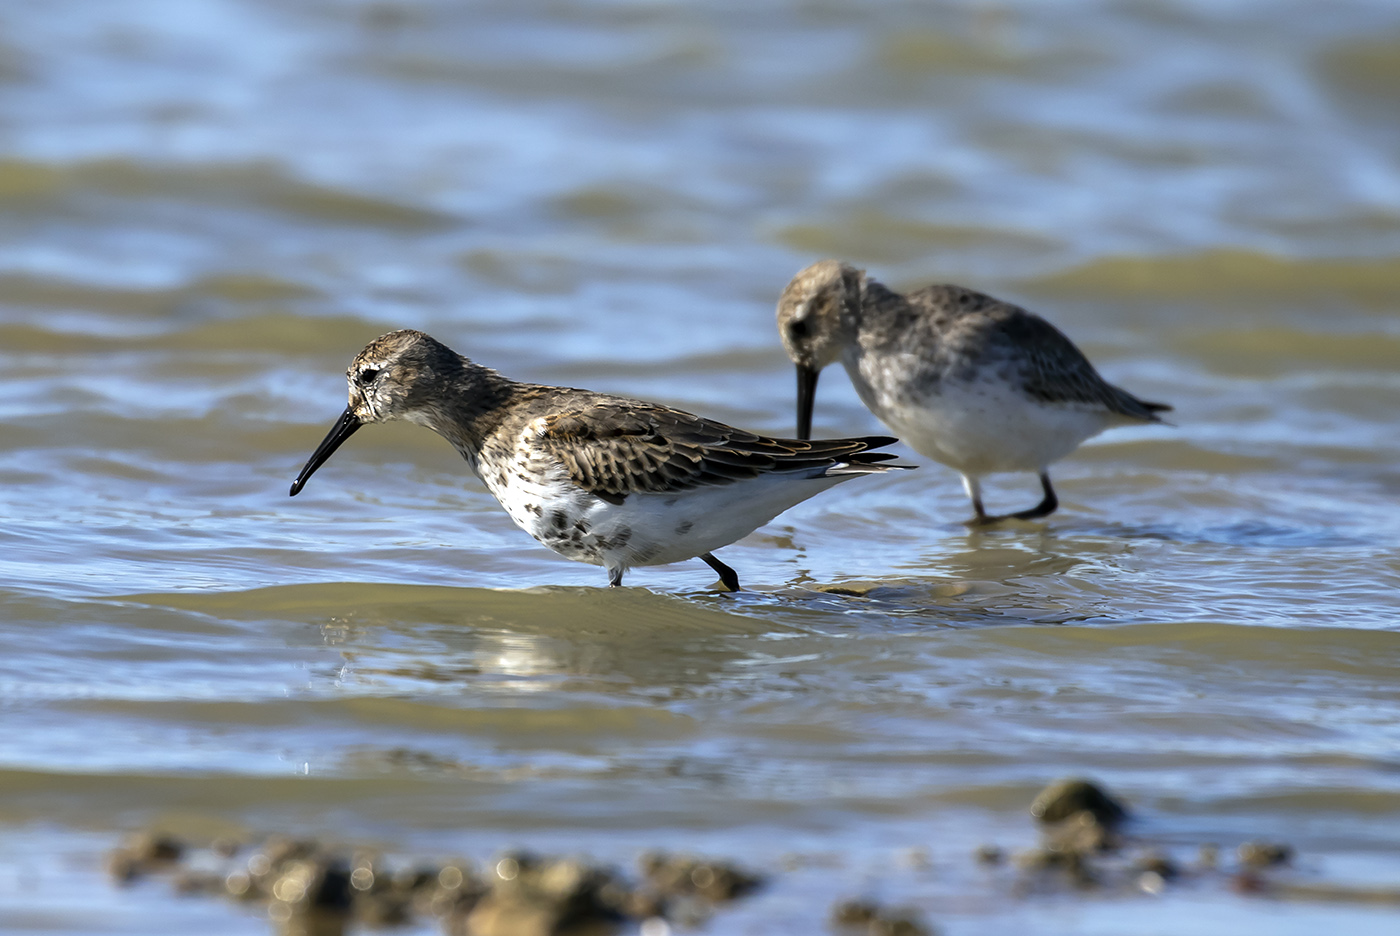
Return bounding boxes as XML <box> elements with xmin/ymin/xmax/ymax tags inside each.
<box><xmin>541</xmin><ymin>403</ymin><xmax>899</xmax><ymax>499</ymax></box>
<box><xmin>999</xmin><ymin>316</ymin><xmax>1168</xmax><ymax>422</ymax></box>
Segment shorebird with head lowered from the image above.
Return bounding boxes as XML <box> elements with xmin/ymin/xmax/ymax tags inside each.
<box><xmin>776</xmin><ymin>260</ymin><xmax>1170</xmax><ymax>525</ymax></box>
<box><xmin>290</xmin><ymin>329</ymin><xmax>909</xmax><ymax>590</ymax></box>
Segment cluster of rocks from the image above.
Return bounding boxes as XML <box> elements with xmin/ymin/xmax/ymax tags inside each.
<box><xmin>109</xmin><ymin>776</ymin><xmax>1400</xmax><ymax>934</ymax></box>
<box><xmin>107</xmin><ymin>835</ymin><xmax>760</xmax><ymax>936</ymax></box>
<box><xmin>977</xmin><ymin>777</ymin><xmax>1343</xmax><ymax>903</ymax></box>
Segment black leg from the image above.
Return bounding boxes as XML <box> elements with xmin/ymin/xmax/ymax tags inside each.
<box><xmin>1011</xmin><ymin>472</ymin><xmax>1058</xmax><ymax>521</ymax></box>
<box><xmin>965</xmin><ymin>493</ymin><xmax>995</xmax><ymax>526</ymax></box>
<box><xmin>700</xmin><ymin>553</ymin><xmax>740</xmax><ymax>592</ymax></box>
<box><xmin>966</xmin><ymin>472</ymin><xmax>1059</xmax><ymax>526</ymax></box>
<box><xmin>608</xmin><ymin>567</ymin><xmax>624</xmax><ymax>587</ymax></box>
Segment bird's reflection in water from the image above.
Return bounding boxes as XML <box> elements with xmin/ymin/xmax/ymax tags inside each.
<box><xmin>311</xmin><ymin>585</ymin><xmax>774</xmax><ymax>698</ymax></box>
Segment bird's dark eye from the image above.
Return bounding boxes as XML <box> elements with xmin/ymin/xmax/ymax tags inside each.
<box><xmin>787</xmin><ymin>319</ymin><xmax>809</xmax><ymax>339</ymax></box>
<box><xmin>357</xmin><ymin>368</ymin><xmax>380</xmax><ymax>386</ymax></box>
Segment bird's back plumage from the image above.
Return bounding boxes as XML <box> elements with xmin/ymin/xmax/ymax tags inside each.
<box><xmin>861</xmin><ymin>280</ymin><xmax>1171</xmax><ymax>424</ymax></box>
<box><xmin>534</xmin><ymin>394</ymin><xmax>898</xmax><ymax>500</ymax></box>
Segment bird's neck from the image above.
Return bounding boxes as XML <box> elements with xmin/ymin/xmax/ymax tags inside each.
<box><xmin>409</xmin><ymin>359</ymin><xmax>524</xmax><ymax>458</ymax></box>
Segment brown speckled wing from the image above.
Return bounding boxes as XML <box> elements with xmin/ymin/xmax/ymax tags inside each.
<box><xmin>538</xmin><ymin>400</ymin><xmax>896</xmax><ymax>502</ymax></box>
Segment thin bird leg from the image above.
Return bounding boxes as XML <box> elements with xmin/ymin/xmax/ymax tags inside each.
<box><xmin>1011</xmin><ymin>472</ymin><xmax>1059</xmax><ymax>521</ymax></box>
<box><xmin>966</xmin><ymin>471</ymin><xmax>1059</xmax><ymax>526</ymax></box>
<box><xmin>608</xmin><ymin>567</ymin><xmax>624</xmax><ymax>587</ymax></box>
<box><xmin>700</xmin><ymin>553</ymin><xmax>741</xmax><ymax>592</ymax></box>
<box><xmin>963</xmin><ymin>475</ymin><xmax>994</xmax><ymax>526</ymax></box>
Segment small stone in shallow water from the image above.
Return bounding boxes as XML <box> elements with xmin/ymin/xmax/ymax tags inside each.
<box><xmin>973</xmin><ymin>844</ymin><xmax>1004</xmax><ymax>866</ymax></box>
<box><xmin>830</xmin><ymin>898</ymin><xmax>935</xmax><ymax>935</ymax></box>
<box><xmin>172</xmin><ymin>868</ymin><xmax>226</xmax><ymax>895</ymax></box>
<box><xmin>637</xmin><ymin>852</ymin><xmax>762</xmax><ymax>902</ymax></box>
<box><xmin>1237</xmin><ymin>841</ymin><xmax>1293</xmax><ymax>869</ymax></box>
<box><xmin>1131</xmin><ymin>849</ymin><xmax>1178</xmax><ymax>880</ymax></box>
<box><xmin>832</xmin><ymin>899</ymin><xmax>880</xmax><ymax>925</ymax></box>
<box><xmin>448</xmin><ymin>854</ymin><xmax>628</xmax><ymax>936</ymax></box>
<box><xmin>106</xmin><ymin>832</ymin><xmax>184</xmax><ymax>883</ymax></box>
<box><xmin>1029</xmin><ymin>778</ymin><xmax>1128</xmax><ymax>828</ymax></box>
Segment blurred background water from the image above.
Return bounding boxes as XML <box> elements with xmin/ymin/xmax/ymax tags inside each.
<box><xmin>2</xmin><ymin>0</ymin><xmax>1400</xmax><ymax>932</ymax></box>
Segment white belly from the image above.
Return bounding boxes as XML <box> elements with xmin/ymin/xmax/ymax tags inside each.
<box><xmin>848</xmin><ymin>362</ymin><xmax>1113</xmax><ymax>476</ymax></box>
<box><xmin>485</xmin><ymin>461</ymin><xmax>854</xmax><ymax>573</ymax></box>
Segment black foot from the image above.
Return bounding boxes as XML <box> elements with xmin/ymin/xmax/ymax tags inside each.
<box><xmin>700</xmin><ymin>553</ymin><xmax>741</xmax><ymax>592</ymax></box>
<box><xmin>964</xmin><ymin>489</ymin><xmax>1006</xmax><ymax>526</ymax></box>
<box><xmin>1012</xmin><ymin>472</ymin><xmax>1058</xmax><ymax>520</ymax></box>
<box><xmin>964</xmin><ymin>472</ymin><xmax>1058</xmax><ymax>525</ymax></box>
<box><xmin>963</xmin><ymin>488</ymin><xmax>997</xmax><ymax>527</ymax></box>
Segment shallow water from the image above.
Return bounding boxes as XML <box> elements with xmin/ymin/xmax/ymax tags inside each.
<box><xmin>3</xmin><ymin>0</ymin><xmax>1400</xmax><ymax>932</ymax></box>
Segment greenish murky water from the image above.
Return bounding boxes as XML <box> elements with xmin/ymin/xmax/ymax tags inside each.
<box><xmin>2</xmin><ymin>1</ymin><xmax>1400</xmax><ymax>933</ymax></box>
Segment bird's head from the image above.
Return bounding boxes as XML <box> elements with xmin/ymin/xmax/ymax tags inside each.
<box><xmin>775</xmin><ymin>259</ymin><xmax>864</xmax><ymax>438</ymax></box>
<box><xmin>290</xmin><ymin>329</ymin><xmax>464</xmax><ymax>496</ymax></box>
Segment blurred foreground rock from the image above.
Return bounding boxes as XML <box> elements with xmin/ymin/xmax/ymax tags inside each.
<box><xmin>831</xmin><ymin>898</ymin><xmax>935</xmax><ymax>936</ymax></box>
<box><xmin>108</xmin><ymin>834</ymin><xmax>760</xmax><ymax>936</ymax></box>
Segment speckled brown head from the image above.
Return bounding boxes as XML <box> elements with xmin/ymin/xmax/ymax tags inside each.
<box><xmin>289</xmin><ymin>329</ymin><xmax>473</xmax><ymax>496</ymax></box>
<box><xmin>775</xmin><ymin>259</ymin><xmax>865</xmax><ymax>438</ymax></box>
<box><xmin>341</xmin><ymin>329</ymin><xmax>468</xmax><ymax>426</ymax></box>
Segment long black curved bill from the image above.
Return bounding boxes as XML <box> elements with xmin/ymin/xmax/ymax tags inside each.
<box><xmin>289</xmin><ymin>407</ymin><xmax>362</xmax><ymax>496</ymax></box>
<box><xmin>795</xmin><ymin>364</ymin><xmax>820</xmax><ymax>440</ymax></box>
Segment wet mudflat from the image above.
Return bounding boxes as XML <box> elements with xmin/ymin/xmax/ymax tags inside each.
<box><xmin>2</xmin><ymin>1</ymin><xmax>1400</xmax><ymax>933</ymax></box>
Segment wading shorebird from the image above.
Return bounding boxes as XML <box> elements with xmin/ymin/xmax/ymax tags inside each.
<box><xmin>776</xmin><ymin>260</ymin><xmax>1170</xmax><ymax>525</ymax></box>
<box><xmin>290</xmin><ymin>329</ymin><xmax>909</xmax><ymax>590</ymax></box>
